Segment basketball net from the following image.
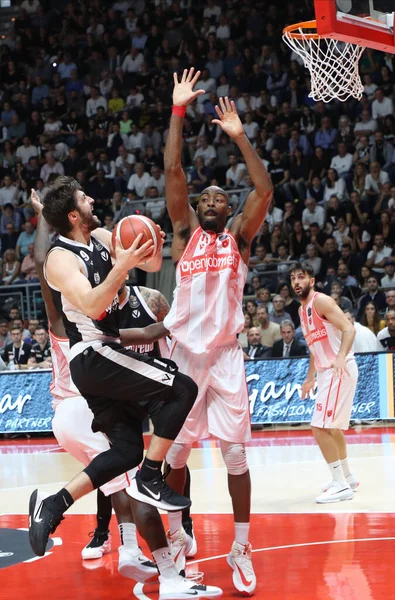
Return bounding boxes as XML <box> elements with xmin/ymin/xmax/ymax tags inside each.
<box><xmin>283</xmin><ymin>20</ymin><xmax>365</xmax><ymax>103</ymax></box>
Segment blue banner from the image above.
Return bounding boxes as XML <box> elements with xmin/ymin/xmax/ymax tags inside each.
<box><xmin>0</xmin><ymin>353</ymin><xmax>393</xmax><ymax>433</ymax></box>
<box><xmin>0</xmin><ymin>370</ymin><xmax>53</xmax><ymax>433</ymax></box>
<box><xmin>246</xmin><ymin>353</ymin><xmax>393</xmax><ymax>424</ymax></box>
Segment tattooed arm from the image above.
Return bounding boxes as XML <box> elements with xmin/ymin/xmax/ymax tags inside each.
<box><xmin>139</xmin><ymin>287</ymin><xmax>170</xmax><ymax>321</ymax></box>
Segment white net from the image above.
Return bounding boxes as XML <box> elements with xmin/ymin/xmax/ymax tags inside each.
<box><xmin>283</xmin><ymin>24</ymin><xmax>365</xmax><ymax>103</ymax></box>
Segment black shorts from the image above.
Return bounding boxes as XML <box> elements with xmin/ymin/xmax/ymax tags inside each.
<box><xmin>70</xmin><ymin>342</ymin><xmax>179</xmax><ymax>433</ymax></box>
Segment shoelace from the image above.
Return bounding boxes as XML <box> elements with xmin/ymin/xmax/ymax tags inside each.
<box><xmin>233</xmin><ymin>543</ymin><xmax>254</xmax><ymax>577</ymax></box>
<box><xmin>86</xmin><ymin>530</ymin><xmax>109</xmax><ymax>546</ymax></box>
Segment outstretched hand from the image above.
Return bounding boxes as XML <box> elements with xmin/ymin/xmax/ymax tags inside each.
<box><xmin>212</xmin><ymin>97</ymin><xmax>244</xmax><ymax>141</ymax></box>
<box><xmin>172</xmin><ymin>67</ymin><xmax>205</xmax><ymax>107</ymax></box>
<box><xmin>31</xmin><ymin>189</ymin><xmax>43</xmax><ymax>215</ymax></box>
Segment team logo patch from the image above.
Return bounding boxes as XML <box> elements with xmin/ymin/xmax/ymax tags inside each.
<box><xmin>132</xmin><ymin>310</ymin><xmax>140</xmax><ymax>318</ymax></box>
<box><xmin>0</xmin><ymin>528</ymin><xmax>58</xmax><ymax>569</ymax></box>
<box><xmin>327</xmin><ymin>410</ymin><xmax>333</xmax><ymax>417</ymax></box>
<box><xmin>80</xmin><ymin>250</ymin><xmax>90</xmax><ymax>262</ymax></box>
<box><xmin>94</xmin><ymin>272</ymin><xmax>100</xmax><ymax>285</ymax></box>
<box><xmin>101</xmin><ymin>251</ymin><xmax>109</xmax><ymax>261</ymax></box>
<box><xmin>129</xmin><ymin>295</ymin><xmax>140</xmax><ymax>309</ymax></box>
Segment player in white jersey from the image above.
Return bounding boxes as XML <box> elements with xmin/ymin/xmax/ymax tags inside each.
<box><xmin>290</xmin><ymin>263</ymin><xmax>359</xmax><ymax>504</ymax></box>
<box><xmin>163</xmin><ymin>68</ymin><xmax>273</xmax><ymax>595</ymax></box>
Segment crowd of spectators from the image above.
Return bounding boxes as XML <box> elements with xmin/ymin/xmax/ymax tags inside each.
<box><xmin>0</xmin><ymin>0</ymin><xmax>393</xmax><ymax>357</ymax></box>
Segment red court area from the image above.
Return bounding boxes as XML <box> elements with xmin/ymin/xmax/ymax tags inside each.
<box><xmin>1</xmin><ymin>512</ymin><xmax>394</xmax><ymax>600</ymax></box>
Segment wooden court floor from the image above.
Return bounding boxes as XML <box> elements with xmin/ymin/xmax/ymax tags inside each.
<box><xmin>1</xmin><ymin>427</ymin><xmax>395</xmax><ymax>599</ymax></box>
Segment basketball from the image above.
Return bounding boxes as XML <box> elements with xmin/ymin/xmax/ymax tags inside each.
<box><xmin>112</xmin><ymin>215</ymin><xmax>160</xmax><ymax>260</ymax></box>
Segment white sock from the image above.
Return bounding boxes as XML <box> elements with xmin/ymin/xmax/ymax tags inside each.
<box><xmin>341</xmin><ymin>458</ymin><xmax>351</xmax><ymax>478</ymax></box>
<box><xmin>328</xmin><ymin>460</ymin><xmax>346</xmax><ymax>484</ymax></box>
<box><xmin>234</xmin><ymin>522</ymin><xmax>250</xmax><ymax>546</ymax></box>
<box><xmin>167</xmin><ymin>511</ymin><xmax>182</xmax><ymax>535</ymax></box>
<box><xmin>119</xmin><ymin>522</ymin><xmax>138</xmax><ymax>549</ymax></box>
<box><xmin>152</xmin><ymin>547</ymin><xmax>179</xmax><ymax>579</ymax></box>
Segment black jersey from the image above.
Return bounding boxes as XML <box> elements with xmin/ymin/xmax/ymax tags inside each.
<box><xmin>45</xmin><ymin>234</ymin><xmax>119</xmax><ymax>347</ymax></box>
<box><xmin>118</xmin><ymin>286</ymin><xmax>160</xmax><ymax>357</ymax></box>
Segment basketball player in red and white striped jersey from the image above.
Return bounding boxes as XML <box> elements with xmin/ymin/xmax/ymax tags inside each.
<box><xmin>290</xmin><ymin>263</ymin><xmax>359</xmax><ymax>504</ymax></box>
<box><xmin>163</xmin><ymin>68</ymin><xmax>273</xmax><ymax>595</ymax></box>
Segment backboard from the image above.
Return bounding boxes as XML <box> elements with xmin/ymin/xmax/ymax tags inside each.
<box><xmin>314</xmin><ymin>0</ymin><xmax>395</xmax><ymax>53</ymax></box>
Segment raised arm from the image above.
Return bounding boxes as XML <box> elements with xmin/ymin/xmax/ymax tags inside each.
<box><xmin>165</xmin><ymin>68</ymin><xmax>202</xmax><ymax>256</ymax></box>
<box><xmin>212</xmin><ymin>98</ymin><xmax>273</xmax><ymax>258</ymax></box>
<box><xmin>120</xmin><ymin>322</ymin><xmax>168</xmax><ymax>347</ymax></box>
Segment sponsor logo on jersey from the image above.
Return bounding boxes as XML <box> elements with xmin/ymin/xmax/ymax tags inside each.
<box><xmin>305</xmin><ymin>327</ymin><xmax>328</xmax><ymax>347</ymax></box>
<box><xmin>80</xmin><ymin>250</ymin><xmax>90</xmax><ymax>262</ymax></box>
<box><xmin>180</xmin><ymin>252</ymin><xmax>240</xmax><ymax>276</ymax></box>
<box><xmin>129</xmin><ymin>294</ymin><xmax>140</xmax><ymax>309</ymax></box>
<box><xmin>94</xmin><ymin>272</ymin><xmax>100</xmax><ymax>285</ymax></box>
<box><xmin>101</xmin><ymin>251</ymin><xmax>109</xmax><ymax>261</ymax></box>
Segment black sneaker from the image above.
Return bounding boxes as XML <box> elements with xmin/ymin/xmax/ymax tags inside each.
<box><xmin>29</xmin><ymin>490</ymin><xmax>64</xmax><ymax>556</ymax></box>
<box><xmin>126</xmin><ymin>471</ymin><xmax>192</xmax><ymax>512</ymax></box>
<box><xmin>81</xmin><ymin>529</ymin><xmax>111</xmax><ymax>560</ymax></box>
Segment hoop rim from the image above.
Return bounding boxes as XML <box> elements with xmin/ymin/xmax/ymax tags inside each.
<box><xmin>282</xmin><ymin>20</ymin><xmax>321</xmax><ymax>41</ymax></box>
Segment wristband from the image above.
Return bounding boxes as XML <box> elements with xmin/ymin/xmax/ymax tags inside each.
<box><xmin>172</xmin><ymin>105</ymin><xmax>186</xmax><ymax>118</ymax></box>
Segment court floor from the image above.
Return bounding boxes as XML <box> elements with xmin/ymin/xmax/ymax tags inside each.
<box><xmin>1</xmin><ymin>426</ymin><xmax>395</xmax><ymax>599</ymax></box>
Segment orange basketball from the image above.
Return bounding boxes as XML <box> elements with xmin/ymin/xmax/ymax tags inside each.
<box><xmin>112</xmin><ymin>215</ymin><xmax>160</xmax><ymax>260</ymax></box>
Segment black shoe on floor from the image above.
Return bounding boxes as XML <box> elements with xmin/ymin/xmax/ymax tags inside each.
<box><xmin>126</xmin><ymin>471</ymin><xmax>192</xmax><ymax>512</ymax></box>
<box><xmin>29</xmin><ymin>490</ymin><xmax>64</xmax><ymax>556</ymax></box>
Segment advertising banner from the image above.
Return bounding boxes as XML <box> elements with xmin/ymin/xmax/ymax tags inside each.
<box><xmin>246</xmin><ymin>353</ymin><xmax>395</xmax><ymax>424</ymax></box>
<box><xmin>0</xmin><ymin>353</ymin><xmax>393</xmax><ymax>433</ymax></box>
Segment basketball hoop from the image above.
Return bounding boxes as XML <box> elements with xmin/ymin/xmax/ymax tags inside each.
<box><xmin>283</xmin><ymin>20</ymin><xmax>365</xmax><ymax>103</ymax></box>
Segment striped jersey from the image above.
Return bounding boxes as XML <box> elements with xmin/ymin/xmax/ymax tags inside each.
<box><xmin>49</xmin><ymin>331</ymin><xmax>80</xmax><ymax>409</ymax></box>
<box><xmin>300</xmin><ymin>291</ymin><xmax>353</xmax><ymax>370</ymax></box>
<box><xmin>164</xmin><ymin>226</ymin><xmax>248</xmax><ymax>354</ymax></box>
<box><xmin>44</xmin><ymin>234</ymin><xmax>120</xmax><ymax>349</ymax></box>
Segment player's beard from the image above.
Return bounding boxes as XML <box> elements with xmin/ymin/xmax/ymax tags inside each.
<box><xmin>294</xmin><ymin>282</ymin><xmax>312</xmax><ymax>300</ymax></box>
<box><xmin>79</xmin><ymin>209</ymin><xmax>101</xmax><ymax>232</ymax></box>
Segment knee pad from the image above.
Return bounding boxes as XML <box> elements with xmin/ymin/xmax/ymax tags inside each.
<box><xmin>166</xmin><ymin>442</ymin><xmax>192</xmax><ymax>470</ymax></box>
<box><xmin>219</xmin><ymin>440</ymin><xmax>248</xmax><ymax>476</ymax></box>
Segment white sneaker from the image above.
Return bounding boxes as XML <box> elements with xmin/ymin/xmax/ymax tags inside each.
<box><xmin>227</xmin><ymin>541</ymin><xmax>256</xmax><ymax>596</ymax></box>
<box><xmin>316</xmin><ymin>480</ymin><xmax>354</xmax><ymax>504</ymax></box>
<box><xmin>321</xmin><ymin>473</ymin><xmax>360</xmax><ymax>493</ymax></box>
<box><xmin>167</xmin><ymin>528</ymin><xmax>195</xmax><ymax>573</ymax></box>
<box><xmin>118</xmin><ymin>545</ymin><xmax>158</xmax><ymax>582</ymax></box>
<box><xmin>159</xmin><ymin>574</ymin><xmax>223</xmax><ymax>599</ymax></box>
<box><xmin>81</xmin><ymin>529</ymin><xmax>111</xmax><ymax>560</ymax></box>
<box><xmin>183</xmin><ymin>518</ymin><xmax>198</xmax><ymax>558</ymax></box>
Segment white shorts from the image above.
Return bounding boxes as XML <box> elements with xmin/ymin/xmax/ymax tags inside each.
<box><xmin>52</xmin><ymin>396</ymin><xmax>135</xmax><ymax>496</ymax></box>
<box><xmin>311</xmin><ymin>359</ymin><xmax>358</xmax><ymax>430</ymax></box>
<box><xmin>171</xmin><ymin>342</ymin><xmax>251</xmax><ymax>444</ymax></box>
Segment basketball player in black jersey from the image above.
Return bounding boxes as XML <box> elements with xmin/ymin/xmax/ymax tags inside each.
<box><xmin>28</xmin><ymin>177</ymin><xmax>221</xmax><ymax>598</ymax></box>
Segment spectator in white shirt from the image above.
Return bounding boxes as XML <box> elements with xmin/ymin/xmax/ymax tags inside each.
<box><xmin>115</xmin><ymin>145</ymin><xmax>136</xmax><ymax>182</ymax></box>
<box><xmin>364</xmin><ymin>161</ymin><xmax>390</xmax><ymax>199</ymax></box>
<box><xmin>193</xmin><ymin>69</ymin><xmax>216</xmax><ymax>105</ymax></box>
<box><xmin>372</xmin><ymin>88</ymin><xmax>394</xmax><ymax>120</ymax></box>
<box><xmin>99</xmin><ymin>70</ymin><xmax>114</xmax><ymax>98</ymax></box>
<box><xmin>0</xmin><ymin>175</ymin><xmax>17</xmax><ymax>207</ymax></box>
<box><xmin>21</xmin><ymin>0</ymin><xmax>41</xmax><ymax>14</ymax></box>
<box><xmin>39</xmin><ymin>152</ymin><xmax>64</xmax><ymax>183</ymax></box>
<box><xmin>193</xmin><ymin>135</ymin><xmax>217</xmax><ymax>167</ymax></box>
<box><xmin>366</xmin><ymin>233</ymin><xmax>393</xmax><ymax>274</ymax></box>
<box><xmin>145</xmin><ymin>186</ymin><xmax>166</xmax><ymax>223</ymax></box>
<box><xmin>226</xmin><ymin>154</ymin><xmax>247</xmax><ymax>188</ymax></box>
<box><xmin>265</xmin><ymin>199</ymin><xmax>283</xmax><ymax>231</ymax></box>
<box><xmin>363</xmin><ymin>73</ymin><xmax>378</xmax><ymax>100</ymax></box>
<box><xmin>237</xmin><ymin>92</ymin><xmax>258</xmax><ymax>116</ymax></box>
<box><xmin>323</xmin><ymin>168</ymin><xmax>348</xmax><ymax>203</ymax></box>
<box><xmin>302</xmin><ymin>197</ymin><xmax>325</xmax><ymax>230</ymax></box>
<box><xmin>16</xmin><ymin>136</ymin><xmax>38</xmax><ymax>166</ymax></box>
<box><xmin>203</xmin><ymin>0</ymin><xmax>221</xmax><ymax>21</ymax></box>
<box><xmin>330</xmin><ymin>142</ymin><xmax>353</xmax><ymax>181</ymax></box>
<box><xmin>57</xmin><ymin>53</ymin><xmax>77</xmax><ymax>80</ymax></box>
<box><xmin>126</xmin><ymin>87</ymin><xmax>144</xmax><ymax>108</ymax></box>
<box><xmin>127</xmin><ymin>163</ymin><xmax>150</xmax><ymax>198</ymax></box>
<box><xmin>122</xmin><ymin>47</ymin><xmax>144</xmax><ymax>74</ymax></box>
<box><xmin>128</xmin><ymin>124</ymin><xmax>145</xmax><ymax>157</ymax></box>
<box><xmin>86</xmin><ymin>87</ymin><xmax>107</xmax><ymax>118</ymax></box>
<box><xmin>243</xmin><ymin>112</ymin><xmax>259</xmax><ymax>142</ymax></box>
<box><xmin>354</xmin><ymin>109</ymin><xmax>378</xmax><ymax>142</ymax></box>
<box><xmin>344</xmin><ymin>310</ymin><xmax>381</xmax><ymax>352</ymax></box>
<box><xmin>304</xmin><ymin>244</ymin><xmax>322</xmax><ymax>276</ymax></box>
<box><xmin>216</xmin><ymin>14</ymin><xmax>230</xmax><ymax>40</ymax></box>
<box><xmin>381</xmin><ymin>261</ymin><xmax>395</xmax><ymax>288</ymax></box>
<box><xmin>148</xmin><ymin>165</ymin><xmax>165</xmax><ymax>197</ymax></box>
<box><xmin>96</xmin><ymin>151</ymin><xmax>115</xmax><ymax>179</ymax></box>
